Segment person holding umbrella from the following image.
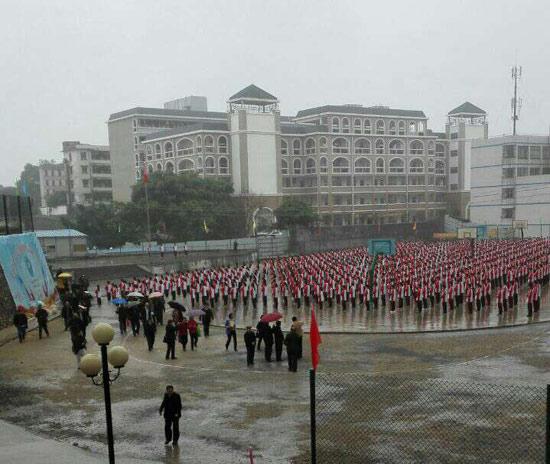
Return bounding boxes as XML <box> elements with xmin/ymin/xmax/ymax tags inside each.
<box><xmin>225</xmin><ymin>313</ymin><xmax>237</xmax><ymax>352</ymax></box>
<box><xmin>116</xmin><ymin>303</ymin><xmax>128</xmax><ymax>335</ymax></box>
<box><xmin>263</xmin><ymin>322</ymin><xmax>274</xmax><ymax>362</ymax></box>
<box><xmin>244</xmin><ymin>326</ymin><xmax>256</xmax><ymax>366</ymax></box>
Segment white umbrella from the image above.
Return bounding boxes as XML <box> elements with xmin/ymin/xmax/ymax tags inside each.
<box><xmin>127</xmin><ymin>291</ymin><xmax>144</xmax><ymax>298</ymax></box>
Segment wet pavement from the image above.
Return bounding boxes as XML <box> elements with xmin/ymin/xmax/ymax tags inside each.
<box><xmin>0</xmin><ymin>298</ymin><xmax>549</xmax><ymax>463</ymax></box>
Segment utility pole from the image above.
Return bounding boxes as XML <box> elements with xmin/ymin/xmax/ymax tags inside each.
<box><xmin>511</xmin><ymin>65</ymin><xmax>522</xmax><ymax>136</ymax></box>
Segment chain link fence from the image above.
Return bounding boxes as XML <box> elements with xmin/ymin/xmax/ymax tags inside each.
<box><xmin>314</xmin><ymin>373</ymin><xmax>547</xmax><ymax>464</ymax></box>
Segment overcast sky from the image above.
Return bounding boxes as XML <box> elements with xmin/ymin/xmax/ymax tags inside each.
<box><xmin>1</xmin><ymin>0</ymin><xmax>549</xmax><ymax>185</ymax></box>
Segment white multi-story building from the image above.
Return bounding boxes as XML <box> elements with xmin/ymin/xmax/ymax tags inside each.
<box><xmin>445</xmin><ymin>102</ymin><xmax>488</xmax><ymax>218</ymax></box>
<box><xmin>62</xmin><ymin>141</ymin><xmax>112</xmax><ymax>207</ymax></box>
<box><xmin>109</xmin><ymin>85</ymin><xmax>452</xmax><ymax>226</ymax></box>
<box><xmin>38</xmin><ymin>161</ymin><xmax>67</xmax><ymax>208</ymax></box>
<box><xmin>470</xmin><ymin>135</ymin><xmax>550</xmax><ymax>236</ymax></box>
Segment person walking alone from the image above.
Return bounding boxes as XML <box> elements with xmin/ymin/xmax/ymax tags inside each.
<box><xmin>201</xmin><ymin>306</ymin><xmax>213</xmax><ymax>337</ymax></box>
<box><xmin>284</xmin><ymin>326</ymin><xmax>300</xmax><ymax>372</ymax></box>
<box><xmin>163</xmin><ymin>320</ymin><xmax>177</xmax><ymax>360</ymax></box>
<box><xmin>35</xmin><ymin>303</ymin><xmax>50</xmax><ymax>339</ymax></box>
<box><xmin>159</xmin><ymin>385</ymin><xmax>182</xmax><ymax>446</ymax></box>
<box><xmin>225</xmin><ymin>313</ymin><xmax>237</xmax><ymax>351</ymax></box>
<box><xmin>244</xmin><ymin>326</ymin><xmax>256</xmax><ymax>366</ymax></box>
<box><xmin>144</xmin><ymin>316</ymin><xmax>156</xmax><ymax>351</ymax></box>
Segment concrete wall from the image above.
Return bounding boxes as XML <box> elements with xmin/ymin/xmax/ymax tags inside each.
<box><xmin>39</xmin><ymin>236</ymin><xmax>88</xmax><ymax>259</ymax></box>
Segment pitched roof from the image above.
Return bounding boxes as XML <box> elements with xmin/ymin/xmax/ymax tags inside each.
<box><xmin>229</xmin><ymin>84</ymin><xmax>277</xmax><ymax>102</ymax></box>
<box><xmin>35</xmin><ymin>229</ymin><xmax>87</xmax><ymax>238</ymax></box>
<box><xmin>448</xmin><ymin>102</ymin><xmax>486</xmax><ymax>115</ymax></box>
<box><xmin>109</xmin><ymin>107</ymin><xmax>227</xmax><ymax>122</ymax></box>
<box><xmin>295</xmin><ymin>105</ymin><xmax>426</xmax><ymax>119</ymax></box>
<box><xmin>144</xmin><ymin>121</ymin><xmax>229</xmax><ymax>142</ymax></box>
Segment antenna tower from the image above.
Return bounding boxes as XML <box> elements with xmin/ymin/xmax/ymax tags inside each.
<box><xmin>511</xmin><ymin>65</ymin><xmax>522</xmax><ymax>135</ymax></box>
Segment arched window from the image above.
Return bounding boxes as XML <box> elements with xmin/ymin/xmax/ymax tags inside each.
<box><xmin>435</xmin><ymin>143</ymin><xmax>445</xmax><ymax>157</ymax></box>
<box><xmin>306</xmin><ymin>158</ymin><xmax>316</xmax><ymax>174</ymax></box>
<box><xmin>375</xmin><ymin>139</ymin><xmax>385</xmax><ymax>154</ymax></box>
<box><xmin>293</xmin><ymin>159</ymin><xmax>302</xmax><ymax>175</ymax></box>
<box><xmin>147</xmin><ymin>164</ymin><xmax>154</xmax><ymax>174</ymax></box>
<box><xmin>332</xmin><ymin>138</ymin><xmax>349</xmax><ymax>154</ymax></box>
<box><xmin>375</xmin><ymin>158</ymin><xmax>385</xmax><ymax>174</ymax></box>
<box><xmin>389</xmin><ymin>140</ymin><xmax>404</xmax><ymax>154</ymax></box>
<box><xmin>332</xmin><ymin>157</ymin><xmax>350</xmax><ymax>174</ymax></box>
<box><xmin>155</xmin><ymin>144</ymin><xmax>162</xmax><ymax>159</ymax></box>
<box><xmin>196</xmin><ymin>136</ymin><xmax>202</xmax><ymax>153</ymax></box>
<box><xmin>376</xmin><ymin>120</ymin><xmax>385</xmax><ymax>135</ymax></box>
<box><xmin>305</xmin><ymin>138</ymin><xmax>315</xmax><ymax>155</ymax></box>
<box><xmin>409</xmin><ymin>121</ymin><xmax>417</xmax><ymax>134</ymax></box>
<box><xmin>165</xmin><ymin>161</ymin><xmax>175</xmax><ymax>174</ymax></box>
<box><xmin>281</xmin><ymin>139</ymin><xmax>288</xmax><ymax>155</ymax></box>
<box><xmin>409</xmin><ymin>158</ymin><xmax>424</xmax><ymax>173</ymax></box>
<box><xmin>156</xmin><ymin>163</ymin><xmax>162</xmax><ymax>171</ymax></box>
<box><xmin>219</xmin><ymin>157</ymin><xmax>229</xmax><ymax>175</ymax></box>
<box><xmin>218</xmin><ymin>136</ymin><xmax>228</xmax><ymax>154</ymax></box>
<box><xmin>389</xmin><ymin>121</ymin><xmax>397</xmax><ymax>135</ymax></box>
<box><xmin>342</xmin><ymin>118</ymin><xmax>350</xmax><ymax>133</ymax></box>
<box><xmin>319</xmin><ymin>137</ymin><xmax>327</xmax><ymax>154</ymax></box>
<box><xmin>293</xmin><ymin>139</ymin><xmax>301</xmax><ymax>156</ymax></box>
<box><xmin>176</xmin><ymin>138</ymin><xmax>193</xmax><ymax>156</ymax></box>
<box><xmin>178</xmin><ymin>159</ymin><xmax>194</xmax><ymax>172</ymax></box>
<box><xmin>204</xmin><ymin>136</ymin><xmax>214</xmax><ymax>154</ymax></box>
<box><xmin>354</xmin><ymin>139</ymin><xmax>370</xmax><ymax>155</ymax></box>
<box><xmin>427</xmin><ymin>141</ymin><xmax>435</xmax><ymax>156</ymax></box>
<box><xmin>320</xmin><ymin>157</ymin><xmax>328</xmax><ymax>174</ymax></box>
<box><xmin>204</xmin><ymin>156</ymin><xmax>216</xmax><ymax>174</ymax></box>
<box><xmin>164</xmin><ymin>142</ymin><xmax>173</xmax><ymax>158</ymax></box>
<box><xmin>364</xmin><ymin>119</ymin><xmax>371</xmax><ymax>134</ymax></box>
<box><xmin>353</xmin><ymin>119</ymin><xmax>362</xmax><ymax>134</ymax></box>
<box><xmin>281</xmin><ymin>159</ymin><xmax>289</xmax><ymax>175</ymax></box>
<box><xmin>331</xmin><ymin>117</ymin><xmax>340</xmax><ymax>132</ymax></box>
<box><xmin>435</xmin><ymin>160</ymin><xmax>445</xmax><ymax>175</ymax></box>
<box><xmin>398</xmin><ymin>121</ymin><xmax>406</xmax><ymax>135</ymax></box>
<box><xmin>410</xmin><ymin>140</ymin><xmax>424</xmax><ymax>155</ymax></box>
<box><xmin>389</xmin><ymin>158</ymin><xmax>405</xmax><ymax>173</ymax></box>
<box><xmin>354</xmin><ymin>158</ymin><xmax>371</xmax><ymax>173</ymax></box>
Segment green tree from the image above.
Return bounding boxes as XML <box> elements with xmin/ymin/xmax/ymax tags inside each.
<box><xmin>46</xmin><ymin>191</ymin><xmax>67</xmax><ymax>208</ymax></box>
<box><xmin>275</xmin><ymin>197</ymin><xmax>317</xmax><ymax>230</ymax></box>
<box><xmin>16</xmin><ymin>164</ymin><xmax>41</xmax><ymax>213</ymax></box>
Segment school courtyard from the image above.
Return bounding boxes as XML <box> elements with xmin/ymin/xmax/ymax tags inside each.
<box><xmin>0</xmin><ymin>300</ymin><xmax>548</xmax><ymax>464</ymax></box>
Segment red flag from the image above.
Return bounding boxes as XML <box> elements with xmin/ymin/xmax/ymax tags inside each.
<box><xmin>310</xmin><ymin>306</ymin><xmax>322</xmax><ymax>370</ymax></box>
<box><xmin>143</xmin><ymin>170</ymin><xmax>149</xmax><ymax>184</ymax></box>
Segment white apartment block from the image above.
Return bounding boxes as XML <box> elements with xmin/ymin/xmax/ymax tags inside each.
<box><xmin>62</xmin><ymin>141</ymin><xmax>112</xmax><ymax>207</ymax></box>
<box><xmin>38</xmin><ymin>161</ymin><xmax>67</xmax><ymax>208</ymax></box>
<box><xmin>108</xmin><ymin>84</ymin><xmax>489</xmax><ymax>226</ymax></box>
<box><xmin>470</xmin><ymin>135</ymin><xmax>550</xmax><ymax>236</ymax></box>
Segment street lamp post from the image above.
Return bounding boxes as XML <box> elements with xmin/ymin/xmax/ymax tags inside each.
<box><xmin>80</xmin><ymin>323</ymin><xmax>129</xmax><ymax>464</ymax></box>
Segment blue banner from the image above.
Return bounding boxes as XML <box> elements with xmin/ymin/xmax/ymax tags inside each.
<box><xmin>0</xmin><ymin>233</ymin><xmax>56</xmax><ymax>315</ymax></box>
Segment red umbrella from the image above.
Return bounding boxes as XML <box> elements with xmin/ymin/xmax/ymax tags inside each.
<box><xmin>261</xmin><ymin>312</ymin><xmax>283</xmax><ymax>323</ymax></box>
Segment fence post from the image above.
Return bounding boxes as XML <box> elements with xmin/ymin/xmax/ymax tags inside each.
<box><xmin>546</xmin><ymin>384</ymin><xmax>550</xmax><ymax>464</ymax></box>
<box><xmin>310</xmin><ymin>368</ymin><xmax>317</xmax><ymax>464</ymax></box>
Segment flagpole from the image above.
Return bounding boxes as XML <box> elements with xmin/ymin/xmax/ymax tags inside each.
<box><xmin>144</xmin><ymin>180</ymin><xmax>151</xmax><ymax>243</ymax></box>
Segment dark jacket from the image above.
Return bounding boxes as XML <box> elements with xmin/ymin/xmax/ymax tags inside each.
<box><xmin>244</xmin><ymin>330</ymin><xmax>256</xmax><ymax>349</ymax></box>
<box><xmin>13</xmin><ymin>312</ymin><xmax>27</xmax><ymax>328</ymax></box>
<box><xmin>263</xmin><ymin>326</ymin><xmax>274</xmax><ymax>346</ymax></box>
<box><xmin>144</xmin><ymin>320</ymin><xmax>156</xmax><ymax>338</ymax></box>
<box><xmin>164</xmin><ymin>324</ymin><xmax>177</xmax><ymax>343</ymax></box>
<box><xmin>159</xmin><ymin>392</ymin><xmax>182</xmax><ymax>418</ymax></box>
<box><xmin>202</xmin><ymin>308</ymin><xmax>213</xmax><ymax>324</ymax></box>
<box><xmin>71</xmin><ymin>334</ymin><xmax>86</xmax><ymax>354</ymax></box>
<box><xmin>36</xmin><ymin>308</ymin><xmax>48</xmax><ymax>324</ymax></box>
<box><xmin>117</xmin><ymin>305</ymin><xmax>128</xmax><ymax>321</ymax></box>
<box><xmin>256</xmin><ymin>320</ymin><xmax>269</xmax><ymax>338</ymax></box>
<box><xmin>284</xmin><ymin>331</ymin><xmax>300</xmax><ymax>354</ymax></box>
<box><xmin>273</xmin><ymin>325</ymin><xmax>284</xmax><ymax>345</ymax></box>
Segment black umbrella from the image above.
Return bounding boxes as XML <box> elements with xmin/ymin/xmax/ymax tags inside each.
<box><xmin>168</xmin><ymin>301</ymin><xmax>186</xmax><ymax>312</ymax></box>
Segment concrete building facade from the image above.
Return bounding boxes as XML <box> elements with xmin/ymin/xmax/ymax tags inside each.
<box><xmin>38</xmin><ymin>161</ymin><xmax>67</xmax><ymax>208</ymax></box>
<box><xmin>62</xmin><ymin>141</ymin><xmax>112</xmax><ymax>207</ymax></box>
<box><xmin>470</xmin><ymin>135</ymin><xmax>550</xmax><ymax>236</ymax></box>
